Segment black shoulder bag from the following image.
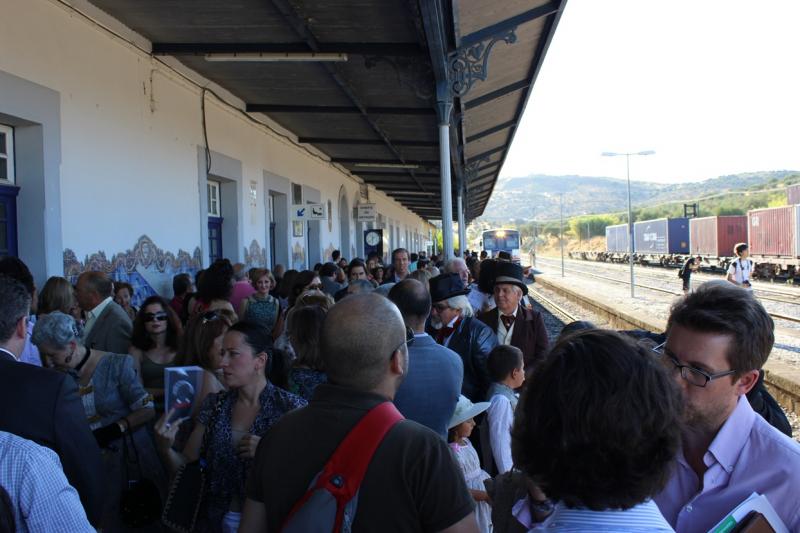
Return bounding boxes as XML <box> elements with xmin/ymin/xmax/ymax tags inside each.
<box><xmin>120</xmin><ymin>429</ymin><xmax>163</xmax><ymax>527</ymax></box>
<box><xmin>161</xmin><ymin>393</ymin><xmax>226</xmax><ymax>533</ymax></box>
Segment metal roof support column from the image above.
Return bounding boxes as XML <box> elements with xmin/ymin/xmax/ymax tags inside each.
<box><xmin>438</xmin><ymin>94</ymin><xmax>454</xmax><ymax>261</ymax></box>
<box><xmin>457</xmin><ymin>187</ymin><xmax>466</xmax><ymax>256</ymax></box>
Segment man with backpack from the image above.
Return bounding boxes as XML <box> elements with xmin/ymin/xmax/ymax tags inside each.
<box><xmin>727</xmin><ymin>242</ymin><xmax>753</xmax><ymax>289</ymax></box>
<box><xmin>239</xmin><ymin>293</ymin><xmax>479</xmax><ymax>533</ymax></box>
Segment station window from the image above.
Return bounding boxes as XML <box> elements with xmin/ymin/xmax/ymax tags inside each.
<box><xmin>207</xmin><ymin>180</ymin><xmax>221</xmax><ymax>216</ymax></box>
<box><xmin>0</xmin><ymin>125</ymin><xmax>14</xmax><ymax>184</ymax></box>
<box><xmin>292</xmin><ymin>183</ymin><xmax>303</xmax><ymax>205</ymax></box>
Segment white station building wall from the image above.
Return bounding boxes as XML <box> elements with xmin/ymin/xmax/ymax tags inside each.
<box><xmin>0</xmin><ymin>0</ymin><xmax>433</xmax><ymax>300</ymax></box>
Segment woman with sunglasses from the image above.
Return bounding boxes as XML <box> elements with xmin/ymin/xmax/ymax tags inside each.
<box><xmin>130</xmin><ymin>296</ymin><xmax>183</xmax><ymax>412</ymax></box>
<box><xmin>31</xmin><ymin>312</ymin><xmax>166</xmax><ymax>531</ymax></box>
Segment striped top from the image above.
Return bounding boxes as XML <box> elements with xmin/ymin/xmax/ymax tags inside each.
<box><xmin>524</xmin><ymin>500</ymin><xmax>674</xmax><ymax>532</ymax></box>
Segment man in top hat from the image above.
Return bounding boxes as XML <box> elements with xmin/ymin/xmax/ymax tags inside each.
<box><xmin>477</xmin><ymin>262</ymin><xmax>549</xmax><ymax>373</ymax></box>
<box><xmin>427</xmin><ymin>272</ymin><xmax>498</xmax><ymax>403</ymax></box>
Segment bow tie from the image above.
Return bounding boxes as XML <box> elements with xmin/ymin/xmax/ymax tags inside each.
<box><xmin>500</xmin><ymin>314</ymin><xmax>515</xmax><ymax>330</ymax></box>
<box><xmin>435</xmin><ymin>318</ymin><xmax>461</xmax><ymax>345</ymax></box>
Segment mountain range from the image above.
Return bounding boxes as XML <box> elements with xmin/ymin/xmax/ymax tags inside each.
<box><xmin>477</xmin><ymin>170</ymin><xmax>799</xmax><ymax>222</ymax></box>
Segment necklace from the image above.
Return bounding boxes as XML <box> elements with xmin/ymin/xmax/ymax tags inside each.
<box><xmin>74</xmin><ymin>346</ymin><xmax>92</xmax><ymax>373</ymax></box>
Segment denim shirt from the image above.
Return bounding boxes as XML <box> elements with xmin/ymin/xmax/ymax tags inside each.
<box><xmin>79</xmin><ymin>353</ymin><xmax>152</xmax><ymax>430</ymax></box>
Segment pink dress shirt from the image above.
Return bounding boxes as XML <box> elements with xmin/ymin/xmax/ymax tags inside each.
<box><xmin>655</xmin><ymin>395</ymin><xmax>800</xmax><ymax>532</ymax></box>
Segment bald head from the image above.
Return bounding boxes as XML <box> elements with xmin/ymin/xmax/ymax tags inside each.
<box><xmin>322</xmin><ymin>293</ymin><xmax>407</xmax><ymax>391</ymax></box>
<box><xmin>388</xmin><ymin>279</ymin><xmax>431</xmax><ymax>332</ymax></box>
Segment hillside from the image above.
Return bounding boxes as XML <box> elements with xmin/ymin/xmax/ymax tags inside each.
<box><xmin>479</xmin><ymin>170</ymin><xmax>799</xmax><ymax>222</ymax></box>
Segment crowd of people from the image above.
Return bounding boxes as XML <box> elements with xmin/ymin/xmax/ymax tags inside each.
<box><xmin>0</xmin><ymin>245</ymin><xmax>798</xmax><ymax>533</ymax></box>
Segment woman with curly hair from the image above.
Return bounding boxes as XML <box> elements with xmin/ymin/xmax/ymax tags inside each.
<box><xmin>129</xmin><ymin>296</ymin><xmax>183</xmax><ymax>412</ymax></box>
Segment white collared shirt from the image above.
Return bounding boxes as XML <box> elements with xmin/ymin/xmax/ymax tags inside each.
<box><xmin>497</xmin><ymin>307</ymin><xmax>518</xmax><ymax>345</ymax></box>
<box><xmin>443</xmin><ymin>315</ymin><xmax>459</xmax><ymax>347</ymax></box>
<box><xmin>82</xmin><ymin>296</ymin><xmax>112</xmax><ymax>340</ymax></box>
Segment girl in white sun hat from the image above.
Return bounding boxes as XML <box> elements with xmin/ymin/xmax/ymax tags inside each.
<box><xmin>448</xmin><ymin>395</ymin><xmax>493</xmax><ymax>532</ymax></box>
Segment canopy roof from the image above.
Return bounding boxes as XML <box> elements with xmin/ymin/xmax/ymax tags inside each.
<box><xmin>88</xmin><ymin>0</ymin><xmax>566</xmax><ymax>220</ymax></box>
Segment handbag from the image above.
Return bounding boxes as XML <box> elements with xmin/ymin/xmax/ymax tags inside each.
<box><xmin>120</xmin><ymin>429</ymin><xmax>163</xmax><ymax>527</ymax></box>
<box><xmin>161</xmin><ymin>393</ymin><xmax>226</xmax><ymax>533</ymax></box>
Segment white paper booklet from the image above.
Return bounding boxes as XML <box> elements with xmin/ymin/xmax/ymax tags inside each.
<box><xmin>708</xmin><ymin>492</ymin><xmax>787</xmax><ymax>533</ymax></box>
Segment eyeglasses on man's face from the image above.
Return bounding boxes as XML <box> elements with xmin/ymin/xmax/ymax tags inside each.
<box><xmin>389</xmin><ymin>327</ymin><xmax>415</xmax><ymax>360</ymax></box>
<box><xmin>651</xmin><ymin>342</ymin><xmax>737</xmax><ymax>388</ymax></box>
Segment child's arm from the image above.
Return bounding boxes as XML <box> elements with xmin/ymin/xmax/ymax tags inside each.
<box><xmin>469</xmin><ymin>489</ymin><xmax>492</xmax><ymax>504</ymax></box>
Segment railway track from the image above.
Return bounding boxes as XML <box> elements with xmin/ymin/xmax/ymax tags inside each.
<box><xmin>528</xmin><ymin>287</ymin><xmax>577</xmax><ymax>323</ymax></box>
<box><xmin>536</xmin><ymin>257</ymin><xmax>800</xmax><ymax>325</ymax></box>
<box><xmin>557</xmin><ymin>255</ymin><xmax>800</xmax><ymax>305</ymax></box>
<box><xmin>529</xmin><ymin>272</ymin><xmax>800</xmax><ymax>431</ymax></box>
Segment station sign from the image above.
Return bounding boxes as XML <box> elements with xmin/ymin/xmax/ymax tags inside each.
<box><xmin>292</xmin><ymin>203</ymin><xmax>327</xmax><ymax>220</ymax></box>
<box><xmin>357</xmin><ymin>203</ymin><xmax>377</xmax><ymax>222</ymax></box>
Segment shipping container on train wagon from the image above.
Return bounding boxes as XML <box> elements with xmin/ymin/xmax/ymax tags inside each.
<box><xmin>788</xmin><ymin>183</ymin><xmax>800</xmax><ymax>205</ymax></box>
<box><xmin>605</xmin><ymin>223</ymin><xmax>630</xmax><ymax>253</ymax></box>
<box><xmin>689</xmin><ymin>216</ymin><xmax>748</xmax><ymax>257</ymax></box>
<box><xmin>748</xmin><ymin>205</ymin><xmax>800</xmax><ymax>257</ymax></box>
<box><xmin>633</xmin><ymin>218</ymin><xmax>690</xmax><ymax>254</ymax></box>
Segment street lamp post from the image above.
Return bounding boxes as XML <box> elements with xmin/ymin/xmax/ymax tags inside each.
<box><xmin>559</xmin><ymin>192</ymin><xmax>565</xmax><ymax>277</ymax></box>
<box><xmin>601</xmin><ymin>150</ymin><xmax>655</xmax><ymax>297</ymax></box>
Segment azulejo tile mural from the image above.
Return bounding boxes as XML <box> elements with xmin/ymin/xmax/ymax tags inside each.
<box><xmin>244</xmin><ymin>240</ymin><xmax>267</xmax><ymax>269</ymax></box>
<box><xmin>63</xmin><ymin>235</ymin><xmax>202</xmax><ymax>307</ymax></box>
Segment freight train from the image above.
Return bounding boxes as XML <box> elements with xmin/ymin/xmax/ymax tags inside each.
<box><xmin>571</xmin><ymin>184</ymin><xmax>800</xmax><ymax>281</ymax></box>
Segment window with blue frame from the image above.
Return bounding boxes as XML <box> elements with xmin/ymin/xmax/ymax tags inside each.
<box><xmin>0</xmin><ymin>125</ymin><xmax>19</xmax><ymax>258</ymax></box>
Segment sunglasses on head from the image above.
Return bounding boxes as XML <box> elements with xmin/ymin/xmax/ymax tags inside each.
<box><xmin>143</xmin><ymin>312</ymin><xmax>168</xmax><ymax>323</ymax></box>
<box><xmin>201</xmin><ymin>310</ymin><xmax>221</xmax><ymax>324</ymax></box>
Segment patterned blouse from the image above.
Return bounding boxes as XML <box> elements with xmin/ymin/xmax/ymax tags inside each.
<box><xmin>196</xmin><ymin>382</ymin><xmax>306</xmax><ymax>526</ymax></box>
<box><xmin>288</xmin><ymin>367</ymin><xmax>327</xmax><ymax>402</ymax></box>
<box><xmin>242</xmin><ymin>294</ymin><xmax>280</xmax><ymax>330</ymax></box>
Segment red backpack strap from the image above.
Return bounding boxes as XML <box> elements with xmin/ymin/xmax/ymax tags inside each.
<box><xmin>284</xmin><ymin>402</ymin><xmax>404</xmax><ymax>531</ymax></box>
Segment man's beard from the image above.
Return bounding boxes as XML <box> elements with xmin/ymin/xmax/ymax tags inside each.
<box><xmin>683</xmin><ymin>400</ymin><xmax>728</xmax><ymax>434</ymax></box>
<box><xmin>431</xmin><ymin>316</ymin><xmax>443</xmax><ymax>329</ymax></box>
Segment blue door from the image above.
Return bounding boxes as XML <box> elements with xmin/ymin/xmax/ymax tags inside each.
<box><xmin>0</xmin><ymin>186</ymin><xmax>20</xmax><ymax>258</ymax></box>
<box><xmin>208</xmin><ymin>216</ymin><xmax>223</xmax><ymax>263</ymax></box>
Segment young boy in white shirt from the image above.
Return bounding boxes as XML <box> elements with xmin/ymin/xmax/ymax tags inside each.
<box><xmin>484</xmin><ymin>345</ymin><xmax>525</xmax><ymax>475</ymax></box>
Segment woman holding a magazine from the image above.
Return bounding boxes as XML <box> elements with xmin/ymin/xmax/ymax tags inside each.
<box><xmin>154</xmin><ymin>321</ymin><xmax>307</xmax><ymax>533</ymax></box>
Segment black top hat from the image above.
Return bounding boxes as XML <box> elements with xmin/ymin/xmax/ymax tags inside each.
<box><xmin>429</xmin><ymin>272</ymin><xmax>470</xmax><ymax>302</ymax></box>
<box><xmin>493</xmin><ymin>262</ymin><xmax>528</xmax><ymax>295</ymax></box>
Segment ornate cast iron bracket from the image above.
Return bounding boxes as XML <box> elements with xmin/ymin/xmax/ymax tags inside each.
<box><xmin>447</xmin><ymin>28</ymin><xmax>517</xmax><ymax>98</ymax></box>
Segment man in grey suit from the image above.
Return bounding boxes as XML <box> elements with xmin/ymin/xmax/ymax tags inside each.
<box><xmin>389</xmin><ymin>279</ymin><xmax>464</xmax><ymax>439</ymax></box>
<box><xmin>75</xmin><ymin>271</ymin><xmax>132</xmax><ymax>354</ymax></box>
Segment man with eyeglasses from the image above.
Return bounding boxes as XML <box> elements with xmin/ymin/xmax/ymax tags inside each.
<box><xmin>653</xmin><ymin>281</ymin><xmax>800</xmax><ymax>532</ymax></box>
<box><xmin>426</xmin><ymin>273</ymin><xmax>497</xmax><ymax>404</ymax></box>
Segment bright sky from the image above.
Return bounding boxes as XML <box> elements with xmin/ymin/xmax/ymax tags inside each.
<box><xmin>500</xmin><ymin>0</ymin><xmax>800</xmax><ymax>184</ymax></box>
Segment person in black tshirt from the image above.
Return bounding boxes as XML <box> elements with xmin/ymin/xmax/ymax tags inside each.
<box><xmin>679</xmin><ymin>256</ymin><xmax>702</xmax><ymax>294</ymax></box>
<box><xmin>240</xmin><ymin>294</ymin><xmax>478</xmax><ymax>533</ymax></box>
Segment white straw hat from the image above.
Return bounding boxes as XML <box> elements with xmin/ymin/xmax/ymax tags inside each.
<box><xmin>448</xmin><ymin>395</ymin><xmax>490</xmax><ymax>429</ymax></box>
